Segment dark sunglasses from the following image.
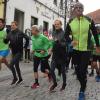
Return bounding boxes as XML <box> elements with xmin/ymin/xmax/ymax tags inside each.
<box><xmin>75</xmin><ymin>6</ymin><xmax>83</xmax><ymax>9</ymax></box>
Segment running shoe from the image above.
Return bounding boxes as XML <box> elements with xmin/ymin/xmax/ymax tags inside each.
<box><xmin>78</xmin><ymin>92</ymin><xmax>85</xmax><ymax>100</ymax></box>
<box><xmin>95</xmin><ymin>76</ymin><xmax>100</xmax><ymax>82</ymax></box>
<box><xmin>11</xmin><ymin>78</ymin><xmax>18</xmax><ymax>85</ymax></box>
<box><xmin>16</xmin><ymin>79</ymin><xmax>23</xmax><ymax>85</ymax></box>
<box><xmin>49</xmin><ymin>83</ymin><xmax>57</xmax><ymax>91</ymax></box>
<box><xmin>60</xmin><ymin>84</ymin><xmax>66</xmax><ymax>91</ymax></box>
<box><xmin>89</xmin><ymin>72</ymin><xmax>94</xmax><ymax>77</ymax></box>
<box><xmin>31</xmin><ymin>83</ymin><xmax>40</xmax><ymax>89</ymax></box>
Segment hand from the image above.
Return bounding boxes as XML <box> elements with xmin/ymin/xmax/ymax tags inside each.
<box><xmin>48</xmin><ymin>48</ymin><xmax>52</xmax><ymax>55</ymax></box>
<box><xmin>96</xmin><ymin>47</ymin><xmax>100</xmax><ymax>53</ymax></box>
<box><xmin>71</xmin><ymin>40</ymin><xmax>78</xmax><ymax>47</ymax></box>
<box><xmin>23</xmin><ymin>48</ymin><xmax>27</xmax><ymax>51</ymax></box>
<box><xmin>40</xmin><ymin>50</ymin><xmax>45</xmax><ymax>54</ymax></box>
<box><xmin>31</xmin><ymin>50</ymin><xmax>34</xmax><ymax>54</ymax></box>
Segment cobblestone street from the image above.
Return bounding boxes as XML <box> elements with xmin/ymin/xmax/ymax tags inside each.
<box><xmin>0</xmin><ymin>62</ymin><xmax>100</xmax><ymax>100</ymax></box>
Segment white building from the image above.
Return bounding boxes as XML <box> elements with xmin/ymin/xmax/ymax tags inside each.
<box><xmin>6</xmin><ymin>0</ymin><xmax>66</xmax><ymax>32</ymax></box>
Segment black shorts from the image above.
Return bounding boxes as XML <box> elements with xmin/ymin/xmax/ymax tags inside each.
<box><xmin>93</xmin><ymin>55</ymin><xmax>100</xmax><ymax>62</ymax></box>
<box><xmin>33</xmin><ymin>55</ymin><xmax>50</xmax><ymax>72</ymax></box>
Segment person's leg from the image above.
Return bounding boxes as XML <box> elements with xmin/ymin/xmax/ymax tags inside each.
<box><xmin>73</xmin><ymin>50</ymin><xmax>91</xmax><ymax>99</ymax></box>
<box><xmin>15</xmin><ymin>61</ymin><xmax>22</xmax><ymax>80</ymax></box>
<box><xmin>93</xmin><ymin>56</ymin><xmax>100</xmax><ymax>82</ymax></box>
<box><xmin>2</xmin><ymin>57</ymin><xmax>10</xmax><ymax>69</ymax></box>
<box><xmin>66</xmin><ymin>53</ymin><xmax>71</xmax><ymax>70</ymax></box>
<box><xmin>31</xmin><ymin>56</ymin><xmax>40</xmax><ymax>89</ymax></box>
<box><xmin>49</xmin><ymin>60</ymin><xmax>57</xmax><ymax>91</ymax></box>
<box><xmin>60</xmin><ymin>64</ymin><xmax>66</xmax><ymax>91</ymax></box>
<box><xmin>92</xmin><ymin>55</ymin><xmax>100</xmax><ymax>80</ymax></box>
<box><xmin>69</xmin><ymin>52</ymin><xmax>74</xmax><ymax>69</ymax></box>
<box><xmin>71</xmin><ymin>52</ymin><xmax>77</xmax><ymax>75</ymax></box>
<box><xmin>9</xmin><ymin>55</ymin><xmax>18</xmax><ymax>84</ymax></box>
<box><xmin>40</xmin><ymin>56</ymin><xmax>51</xmax><ymax>81</ymax></box>
<box><xmin>13</xmin><ymin>53</ymin><xmax>23</xmax><ymax>84</ymax></box>
<box><xmin>56</xmin><ymin>64</ymin><xmax>61</xmax><ymax>77</ymax></box>
<box><xmin>99</xmin><ymin>62</ymin><xmax>100</xmax><ymax>80</ymax></box>
<box><xmin>72</xmin><ymin>50</ymin><xmax>80</xmax><ymax>78</ymax></box>
<box><xmin>97</xmin><ymin>56</ymin><xmax>100</xmax><ymax>77</ymax></box>
<box><xmin>0</xmin><ymin>50</ymin><xmax>10</xmax><ymax>70</ymax></box>
<box><xmin>40</xmin><ymin>57</ymin><xmax>49</xmax><ymax>73</ymax></box>
<box><xmin>24</xmin><ymin>49</ymin><xmax>27</xmax><ymax>62</ymax></box>
<box><xmin>27</xmin><ymin>49</ymin><xmax>30</xmax><ymax>62</ymax></box>
<box><xmin>0</xmin><ymin>56</ymin><xmax>3</xmax><ymax>70</ymax></box>
<box><xmin>79</xmin><ymin>52</ymin><xmax>90</xmax><ymax>92</ymax></box>
<box><xmin>89</xmin><ymin>60</ymin><xmax>94</xmax><ymax>77</ymax></box>
<box><xmin>92</xmin><ymin>61</ymin><xmax>98</xmax><ymax>76</ymax></box>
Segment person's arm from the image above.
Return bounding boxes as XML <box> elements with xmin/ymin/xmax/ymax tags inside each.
<box><xmin>42</xmin><ymin>36</ymin><xmax>50</xmax><ymax>51</ymax></box>
<box><xmin>65</xmin><ymin>23</ymin><xmax>72</xmax><ymax>43</ymax></box>
<box><xmin>22</xmin><ymin>32</ymin><xmax>29</xmax><ymax>49</ymax></box>
<box><xmin>90</xmin><ymin>20</ymin><xmax>99</xmax><ymax>47</ymax></box>
<box><xmin>90</xmin><ymin>20</ymin><xmax>100</xmax><ymax>53</ymax></box>
<box><xmin>3</xmin><ymin>33</ymin><xmax>10</xmax><ymax>44</ymax></box>
<box><xmin>31</xmin><ymin>37</ymin><xmax>35</xmax><ymax>54</ymax></box>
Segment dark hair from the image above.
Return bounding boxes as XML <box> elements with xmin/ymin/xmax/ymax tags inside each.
<box><xmin>0</xmin><ymin>18</ymin><xmax>5</xmax><ymax>24</ymax></box>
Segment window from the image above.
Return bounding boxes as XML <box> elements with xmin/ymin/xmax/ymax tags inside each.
<box><xmin>14</xmin><ymin>9</ymin><xmax>24</xmax><ymax>31</ymax></box>
<box><xmin>31</xmin><ymin>16</ymin><xmax>38</xmax><ymax>26</ymax></box>
<box><xmin>43</xmin><ymin>21</ymin><xmax>49</xmax><ymax>31</ymax></box>
<box><xmin>53</xmin><ymin>0</ymin><xmax>57</xmax><ymax>6</ymax></box>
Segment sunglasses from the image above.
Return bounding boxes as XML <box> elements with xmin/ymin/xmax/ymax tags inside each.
<box><xmin>75</xmin><ymin>6</ymin><xmax>83</xmax><ymax>9</ymax></box>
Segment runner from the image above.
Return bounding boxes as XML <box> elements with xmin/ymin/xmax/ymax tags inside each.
<box><xmin>4</xmin><ymin>21</ymin><xmax>29</xmax><ymax>85</ymax></box>
<box><xmin>65</xmin><ymin>2</ymin><xmax>100</xmax><ymax>100</ymax></box>
<box><xmin>0</xmin><ymin>18</ymin><xmax>10</xmax><ymax>70</ymax></box>
<box><xmin>49</xmin><ymin>19</ymin><xmax>67</xmax><ymax>92</ymax></box>
<box><xmin>31</xmin><ymin>25</ymin><xmax>52</xmax><ymax>89</ymax></box>
<box><xmin>91</xmin><ymin>26</ymin><xmax>100</xmax><ymax>82</ymax></box>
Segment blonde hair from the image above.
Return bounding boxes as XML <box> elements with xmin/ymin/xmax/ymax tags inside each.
<box><xmin>54</xmin><ymin>19</ymin><xmax>62</xmax><ymax>25</ymax></box>
<box><xmin>31</xmin><ymin>25</ymin><xmax>40</xmax><ymax>32</ymax></box>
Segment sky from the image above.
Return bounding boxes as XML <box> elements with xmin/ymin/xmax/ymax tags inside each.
<box><xmin>79</xmin><ymin>0</ymin><xmax>100</xmax><ymax>14</ymax></box>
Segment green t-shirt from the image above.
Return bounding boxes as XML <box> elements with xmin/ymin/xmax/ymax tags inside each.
<box><xmin>0</xmin><ymin>29</ymin><xmax>9</xmax><ymax>50</ymax></box>
<box><xmin>92</xmin><ymin>33</ymin><xmax>100</xmax><ymax>55</ymax></box>
<box><xmin>32</xmin><ymin>33</ymin><xmax>52</xmax><ymax>57</ymax></box>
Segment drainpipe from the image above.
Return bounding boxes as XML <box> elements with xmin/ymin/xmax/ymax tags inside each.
<box><xmin>3</xmin><ymin>0</ymin><xmax>8</xmax><ymax>22</ymax></box>
<box><xmin>64</xmin><ymin>0</ymin><xmax>67</xmax><ymax>31</ymax></box>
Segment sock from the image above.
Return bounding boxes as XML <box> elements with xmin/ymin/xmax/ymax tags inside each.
<box><xmin>35</xmin><ymin>79</ymin><xmax>38</xmax><ymax>84</ymax></box>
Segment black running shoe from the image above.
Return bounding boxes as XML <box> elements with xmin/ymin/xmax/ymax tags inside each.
<box><xmin>89</xmin><ymin>72</ymin><xmax>94</xmax><ymax>77</ymax></box>
<box><xmin>11</xmin><ymin>79</ymin><xmax>18</xmax><ymax>85</ymax></box>
<box><xmin>60</xmin><ymin>84</ymin><xmax>66</xmax><ymax>91</ymax></box>
<box><xmin>16</xmin><ymin>79</ymin><xmax>23</xmax><ymax>85</ymax></box>
<box><xmin>49</xmin><ymin>83</ymin><xmax>57</xmax><ymax>91</ymax></box>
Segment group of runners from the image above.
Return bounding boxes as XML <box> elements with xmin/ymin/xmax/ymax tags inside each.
<box><xmin>0</xmin><ymin>2</ymin><xmax>100</xmax><ymax>100</ymax></box>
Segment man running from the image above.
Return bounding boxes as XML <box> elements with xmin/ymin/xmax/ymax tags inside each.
<box><xmin>31</xmin><ymin>25</ymin><xmax>52</xmax><ymax>89</ymax></box>
<box><xmin>0</xmin><ymin>18</ymin><xmax>10</xmax><ymax>70</ymax></box>
<box><xmin>4</xmin><ymin>21</ymin><xmax>29</xmax><ymax>85</ymax></box>
<box><xmin>65</xmin><ymin>2</ymin><xmax>100</xmax><ymax>100</ymax></box>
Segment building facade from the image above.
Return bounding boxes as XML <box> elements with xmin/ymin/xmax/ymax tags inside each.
<box><xmin>0</xmin><ymin>0</ymin><xmax>4</xmax><ymax>18</ymax></box>
<box><xmin>6</xmin><ymin>0</ymin><xmax>66</xmax><ymax>32</ymax></box>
